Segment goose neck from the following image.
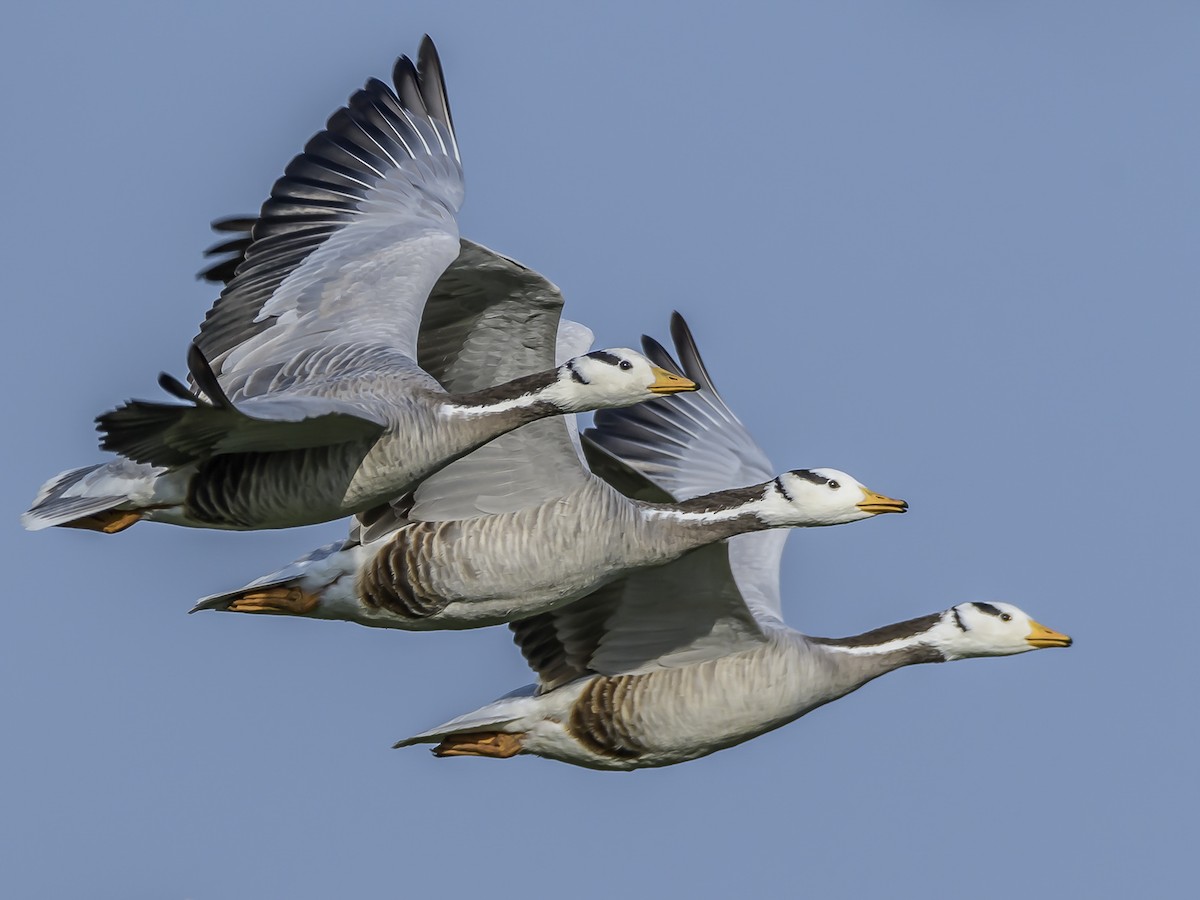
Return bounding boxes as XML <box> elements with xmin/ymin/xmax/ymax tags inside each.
<box><xmin>439</xmin><ymin>371</ymin><xmax>561</xmax><ymax>424</ymax></box>
<box><xmin>809</xmin><ymin>613</ymin><xmax>949</xmax><ymax>682</ymax></box>
<box><xmin>640</xmin><ymin>483</ymin><xmax>776</xmax><ymax>546</ymax></box>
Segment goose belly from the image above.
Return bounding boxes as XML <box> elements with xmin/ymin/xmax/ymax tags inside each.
<box><xmin>183</xmin><ymin>442</ymin><xmax>374</xmax><ymax>528</ymax></box>
<box><xmin>528</xmin><ymin>641</ymin><xmax>841</xmax><ymax>769</ymax></box>
<box><xmin>379</xmin><ymin>497</ymin><xmax>643</xmax><ymax>629</ymax></box>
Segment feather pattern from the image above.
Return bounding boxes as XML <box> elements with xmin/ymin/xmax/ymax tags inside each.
<box><xmin>194</xmin><ymin>314</ymin><xmax>888</xmax><ymax>631</ymax></box>
<box><xmin>196</xmin><ymin>39</ymin><xmax>462</xmax><ymax>387</ymax></box>
<box><xmin>28</xmin><ymin>39</ymin><xmax>676</xmax><ymax>534</ymax></box>
<box><xmin>395</xmin><ymin>316</ymin><xmax>1048</xmax><ymax>770</ymax></box>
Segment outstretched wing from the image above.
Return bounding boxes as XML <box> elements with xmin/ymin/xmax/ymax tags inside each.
<box><xmin>585</xmin><ymin>312</ymin><xmax>775</xmax><ymax>499</ymax></box>
<box><xmin>197</xmin><ymin>37</ymin><xmax>463</xmax><ymax>399</ymax></box>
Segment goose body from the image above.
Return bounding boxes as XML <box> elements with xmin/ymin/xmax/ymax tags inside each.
<box><xmin>394</xmin><ymin>314</ymin><xmax>1072</xmax><ymax>769</ymax></box>
<box><xmin>401</xmin><ymin>603</ymin><xmax>1070</xmax><ymax>770</ymax></box>
<box><xmin>192</xmin><ymin>317</ymin><xmax>906</xmax><ymax>629</ymax></box>
<box><xmin>22</xmin><ymin>39</ymin><xmax>693</xmax><ymax>534</ymax></box>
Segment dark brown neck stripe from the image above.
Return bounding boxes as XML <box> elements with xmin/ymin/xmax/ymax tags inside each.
<box><xmin>452</xmin><ymin>369</ymin><xmax>558</xmax><ymax>407</ymax></box>
<box><xmin>811</xmin><ymin>612</ymin><xmax>943</xmax><ymax>649</ymax></box>
<box><xmin>669</xmin><ymin>483</ymin><xmax>767</xmax><ymax>515</ymax></box>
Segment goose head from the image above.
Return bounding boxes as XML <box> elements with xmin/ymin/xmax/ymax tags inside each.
<box><xmin>926</xmin><ymin>601</ymin><xmax>1073</xmax><ymax>660</ymax></box>
<box><xmin>757</xmin><ymin>468</ymin><xmax>908</xmax><ymax>526</ymax></box>
<box><xmin>548</xmin><ymin>349</ymin><xmax>697</xmax><ymax>411</ymax></box>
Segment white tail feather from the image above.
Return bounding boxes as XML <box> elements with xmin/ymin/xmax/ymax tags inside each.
<box><xmin>22</xmin><ymin>460</ymin><xmax>159</xmax><ymax>530</ymax></box>
<box><xmin>394</xmin><ymin>685</ymin><xmax>539</xmax><ymax>748</ymax></box>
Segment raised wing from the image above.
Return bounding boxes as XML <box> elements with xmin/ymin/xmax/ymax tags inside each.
<box><xmin>585</xmin><ymin>312</ymin><xmax>775</xmax><ymax>500</ymax></box>
<box><xmin>418</xmin><ymin>239</ymin><xmax>566</xmax><ymax>392</ymax></box>
<box><xmin>583</xmin><ymin>312</ymin><xmax>787</xmax><ymax>622</ymax></box>
<box><xmin>198</xmin><ymin>37</ymin><xmax>463</xmax><ymax>398</ymax></box>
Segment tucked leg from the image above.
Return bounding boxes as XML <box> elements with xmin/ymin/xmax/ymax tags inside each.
<box><xmin>433</xmin><ymin>732</ymin><xmax>524</xmax><ymax>759</ymax></box>
<box><xmin>227</xmin><ymin>587</ymin><xmax>319</xmax><ymax>615</ymax></box>
<box><xmin>58</xmin><ymin>510</ymin><xmax>143</xmax><ymax>534</ymax></box>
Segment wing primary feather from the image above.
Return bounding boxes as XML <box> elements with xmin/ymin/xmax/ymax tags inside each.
<box><xmin>194</xmin><ymin>42</ymin><xmax>463</xmax><ymax>374</ymax></box>
<box><xmin>669</xmin><ymin>311</ymin><xmax>721</xmax><ymax>395</ymax></box>
<box><xmin>417</xmin><ymin>37</ymin><xmax>454</xmax><ymax>130</ymax></box>
<box><xmin>186</xmin><ymin>343</ymin><xmax>234</xmax><ymax>410</ymax></box>
<box><xmin>639</xmin><ymin>334</ymin><xmax>685</xmax><ymax>375</ymax></box>
<box><xmin>210</xmin><ymin>216</ymin><xmax>257</xmax><ymax>234</ymax></box>
<box><xmin>392</xmin><ymin>55</ymin><xmax>428</xmax><ymax>121</ymax></box>
<box><xmin>198</xmin><ymin>217</ymin><xmax>255</xmax><ymax>283</ymax></box>
<box><xmin>157</xmin><ymin>372</ymin><xmax>197</xmax><ymax>403</ymax></box>
<box><xmin>204</xmin><ymin>236</ymin><xmax>252</xmax><ymax>258</ymax></box>
<box><xmin>416</xmin><ymin>36</ymin><xmax>458</xmax><ymax>159</ymax></box>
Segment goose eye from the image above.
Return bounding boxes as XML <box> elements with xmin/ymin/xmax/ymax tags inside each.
<box><xmin>828</xmin><ymin>480</ymin><xmax>840</xmax><ymax>490</ymax></box>
<box><xmin>1000</xmin><ymin>613</ymin><xmax>1012</xmax><ymax>622</ymax></box>
<box><xmin>619</xmin><ymin>360</ymin><xmax>633</xmax><ymax>371</ymax></box>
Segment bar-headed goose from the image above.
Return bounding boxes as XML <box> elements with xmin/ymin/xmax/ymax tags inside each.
<box><xmin>23</xmin><ymin>38</ymin><xmax>693</xmax><ymax>535</ymax></box>
<box><xmin>191</xmin><ymin>315</ymin><xmax>906</xmax><ymax>630</ymax></box>
<box><xmin>394</xmin><ymin>314</ymin><xmax>1072</xmax><ymax>769</ymax></box>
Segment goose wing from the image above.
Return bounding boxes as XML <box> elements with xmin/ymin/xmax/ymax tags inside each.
<box><xmin>403</xmin><ymin>309</ymin><xmax>593</xmax><ymax>522</ymax></box>
<box><xmin>350</xmin><ymin>254</ymin><xmax>590</xmax><ymax>536</ymax></box>
<box><xmin>198</xmin><ymin>216</ymin><xmax>255</xmax><ymax>287</ymax></box>
<box><xmin>583</xmin><ymin>312</ymin><xmax>788</xmax><ymax>622</ymax></box>
<box><xmin>585</xmin><ymin>312</ymin><xmax>775</xmax><ymax>500</ymax></box>
<box><xmin>511</xmin><ymin>314</ymin><xmax>797</xmax><ymax>692</ymax></box>
<box><xmin>510</xmin><ymin>478</ymin><xmax>767</xmax><ymax>692</ymax></box>
<box><xmin>417</xmin><ymin>238</ymin><xmax>567</xmax><ymax>392</ymax></box>
<box><xmin>197</xmin><ymin>37</ymin><xmax>462</xmax><ymax>399</ymax></box>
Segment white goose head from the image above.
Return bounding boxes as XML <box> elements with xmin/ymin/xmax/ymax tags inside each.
<box><xmin>756</xmin><ymin>467</ymin><xmax>908</xmax><ymax>526</ymax></box>
<box><xmin>926</xmin><ymin>601</ymin><xmax>1073</xmax><ymax>660</ymax></box>
<box><xmin>548</xmin><ymin>349</ymin><xmax>696</xmax><ymax>412</ymax></box>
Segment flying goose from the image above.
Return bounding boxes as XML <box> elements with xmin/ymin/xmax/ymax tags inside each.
<box><xmin>395</xmin><ymin>314</ymin><xmax>1072</xmax><ymax>768</ymax></box>
<box><xmin>22</xmin><ymin>38</ymin><xmax>694</xmax><ymax>535</ymax></box>
<box><xmin>191</xmin><ymin>315</ymin><xmax>906</xmax><ymax>630</ymax></box>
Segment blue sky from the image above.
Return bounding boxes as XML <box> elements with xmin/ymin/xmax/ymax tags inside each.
<box><xmin>2</xmin><ymin>2</ymin><xmax>1195</xmax><ymax>897</ymax></box>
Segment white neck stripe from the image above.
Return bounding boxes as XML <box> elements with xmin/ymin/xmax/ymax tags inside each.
<box><xmin>821</xmin><ymin>633</ymin><xmax>932</xmax><ymax>657</ymax></box>
<box><xmin>437</xmin><ymin>394</ymin><xmax>543</xmax><ymax>419</ymax></box>
<box><xmin>642</xmin><ymin>501</ymin><xmax>762</xmax><ymax>525</ymax></box>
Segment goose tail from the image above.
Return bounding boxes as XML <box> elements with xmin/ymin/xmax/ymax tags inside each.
<box><xmin>190</xmin><ymin>540</ymin><xmax>358</xmax><ymax>616</ymax></box>
<box><xmin>22</xmin><ymin>459</ymin><xmax>161</xmax><ymax>533</ymax></box>
<box><xmin>394</xmin><ymin>686</ymin><xmax>541</xmax><ymax>756</ymax></box>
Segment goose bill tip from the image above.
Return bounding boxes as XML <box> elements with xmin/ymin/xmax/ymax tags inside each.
<box><xmin>856</xmin><ymin>489</ymin><xmax>908</xmax><ymax>514</ymax></box>
<box><xmin>1025</xmin><ymin>620</ymin><xmax>1072</xmax><ymax>648</ymax></box>
<box><xmin>647</xmin><ymin>368</ymin><xmax>698</xmax><ymax>394</ymax></box>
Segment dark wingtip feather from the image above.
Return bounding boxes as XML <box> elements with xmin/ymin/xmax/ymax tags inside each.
<box><xmin>197</xmin><ymin>257</ymin><xmax>240</xmax><ymax>284</ymax></box>
<box><xmin>416</xmin><ymin>36</ymin><xmax>454</xmax><ymax>131</ymax></box>
<box><xmin>392</xmin><ymin>54</ymin><xmax>426</xmax><ymax>117</ymax></box>
<box><xmin>204</xmin><ymin>236</ymin><xmax>254</xmax><ymax>258</ymax></box>
<box><xmin>197</xmin><ymin>217</ymin><xmax>255</xmax><ymax>283</ymax></box>
<box><xmin>210</xmin><ymin>215</ymin><xmax>257</xmax><ymax>234</ymax></box>
<box><xmin>639</xmin><ymin>334</ymin><xmax>685</xmax><ymax>374</ymax></box>
<box><xmin>157</xmin><ymin>372</ymin><xmax>197</xmax><ymax>402</ymax></box>
<box><xmin>96</xmin><ymin>400</ymin><xmax>197</xmax><ymax>466</ymax></box>
<box><xmin>669</xmin><ymin>312</ymin><xmax>720</xmax><ymax>395</ymax></box>
<box><xmin>186</xmin><ymin>343</ymin><xmax>233</xmax><ymax>409</ymax></box>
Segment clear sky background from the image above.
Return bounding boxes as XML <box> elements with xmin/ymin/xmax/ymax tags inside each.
<box><xmin>2</xmin><ymin>2</ymin><xmax>1195</xmax><ymax>897</ymax></box>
